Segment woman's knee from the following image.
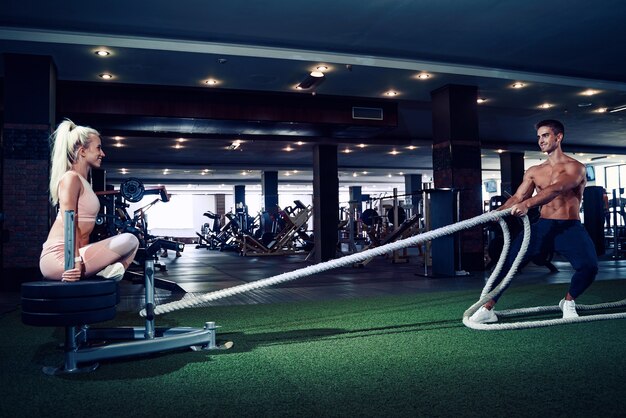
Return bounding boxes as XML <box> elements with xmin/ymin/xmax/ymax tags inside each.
<box><xmin>110</xmin><ymin>233</ymin><xmax>140</xmax><ymax>255</ymax></box>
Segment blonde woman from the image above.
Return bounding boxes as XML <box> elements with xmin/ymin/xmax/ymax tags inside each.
<box><xmin>40</xmin><ymin>119</ymin><xmax>139</xmax><ymax>281</ymax></box>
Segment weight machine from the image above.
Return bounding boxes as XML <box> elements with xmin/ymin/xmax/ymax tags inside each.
<box><xmin>92</xmin><ymin>178</ymin><xmax>185</xmax><ymax>283</ymax></box>
<box><xmin>22</xmin><ymin>209</ymin><xmax>229</xmax><ymax>375</ymax></box>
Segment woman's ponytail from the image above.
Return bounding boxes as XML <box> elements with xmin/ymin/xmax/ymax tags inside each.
<box><xmin>48</xmin><ymin>119</ymin><xmax>99</xmax><ymax>205</ymax></box>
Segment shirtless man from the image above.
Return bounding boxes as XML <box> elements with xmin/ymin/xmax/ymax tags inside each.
<box><xmin>470</xmin><ymin>119</ymin><xmax>598</xmax><ymax>323</ymax></box>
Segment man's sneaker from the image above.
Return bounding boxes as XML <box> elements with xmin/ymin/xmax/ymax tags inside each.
<box><xmin>469</xmin><ymin>306</ymin><xmax>498</xmax><ymax>323</ymax></box>
<box><xmin>559</xmin><ymin>298</ymin><xmax>579</xmax><ymax>319</ymax></box>
<box><xmin>96</xmin><ymin>262</ymin><xmax>126</xmax><ymax>282</ymax></box>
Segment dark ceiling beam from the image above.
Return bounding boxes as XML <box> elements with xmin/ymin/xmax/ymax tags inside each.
<box><xmin>57</xmin><ymin>81</ymin><xmax>398</xmax><ymax>127</ymax></box>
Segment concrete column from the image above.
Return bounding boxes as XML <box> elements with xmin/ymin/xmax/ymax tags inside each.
<box><xmin>499</xmin><ymin>152</ymin><xmax>525</xmax><ymax>197</ymax></box>
<box><xmin>404</xmin><ymin>174</ymin><xmax>423</xmax><ymax>217</ymax></box>
<box><xmin>233</xmin><ymin>185</ymin><xmax>246</xmax><ymax>206</ymax></box>
<box><xmin>431</xmin><ymin>84</ymin><xmax>483</xmax><ymax>271</ymax></box>
<box><xmin>262</xmin><ymin>171</ymin><xmax>279</xmax><ymax>214</ymax></box>
<box><xmin>313</xmin><ymin>144</ymin><xmax>339</xmax><ymax>262</ymax></box>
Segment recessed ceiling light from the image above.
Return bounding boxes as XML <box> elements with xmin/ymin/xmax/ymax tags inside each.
<box><xmin>538</xmin><ymin>103</ymin><xmax>553</xmax><ymax>109</ymax></box>
<box><xmin>174</xmin><ymin>144</ymin><xmax>183</xmax><ymax>149</ymax></box>
<box><xmin>511</xmin><ymin>82</ymin><xmax>525</xmax><ymax>89</ymax></box>
<box><xmin>358</xmin><ymin>143</ymin><xmax>367</xmax><ymax>148</ymax></box>
<box><xmin>389</xmin><ymin>150</ymin><xmax>400</xmax><ymax>155</ymax></box>
<box><xmin>227</xmin><ymin>140</ymin><xmax>242</xmax><ymax>150</ymax></box>
<box><xmin>384</xmin><ymin>90</ymin><xmax>399</xmax><ymax>97</ymax></box>
<box><xmin>352</xmin><ymin>172</ymin><xmax>358</xmax><ymax>177</ymax></box>
<box><xmin>94</xmin><ymin>50</ymin><xmax>110</xmax><ymax>57</ymax></box>
<box><xmin>595</xmin><ymin>107</ymin><xmax>608</xmax><ymax>113</ymax></box>
<box><xmin>284</xmin><ymin>146</ymin><xmax>294</xmax><ymax>152</ymax></box>
<box><xmin>581</xmin><ymin>89</ymin><xmax>600</xmax><ymax>96</ymax></box>
<box><xmin>113</xmin><ymin>142</ymin><xmax>123</xmax><ymax>148</ymax></box>
<box><xmin>416</xmin><ymin>73</ymin><xmax>431</xmax><ymax>79</ymax></box>
<box><xmin>496</xmin><ymin>149</ymin><xmax>505</xmax><ymax>154</ymax></box>
<box><xmin>477</xmin><ymin>97</ymin><xmax>487</xmax><ymax>104</ymax></box>
<box><xmin>343</xmin><ymin>148</ymin><xmax>352</xmax><ymax>153</ymax></box>
<box><xmin>296</xmin><ymin>141</ymin><xmax>305</xmax><ymax>145</ymax></box>
<box><xmin>407</xmin><ymin>145</ymin><xmax>417</xmax><ymax>150</ymax></box>
<box><xmin>99</xmin><ymin>73</ymin><xmax>114</xmax><ymax>80</ymax></box>
<box><xmin>205</xmin><ymin>79</ymin><xmax>219</xmax><ymax>86</ymax></box>
<box><xmin>316</xmin><ymin>65</ymin><xmax>329</xmax><ymax>72</ymax></box>
<box><xmin>310</xmin><ymin>71</ymin><xmax>325</xmax><ymax>78</ymax></box>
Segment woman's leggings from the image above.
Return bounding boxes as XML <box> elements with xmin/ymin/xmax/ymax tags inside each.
<box><xmin>489</xmin><ymin>219</ymin><xmax>598</xmax><ymax>302</ymax></box>
<box><xmin>40</xmin><ymin>233</ymin><xmax>140</xmax><ymax>281</ymax></box>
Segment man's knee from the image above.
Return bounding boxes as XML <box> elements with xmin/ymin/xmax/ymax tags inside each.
<box><xmin>579</xmin><ymin>263</ymin><xmax>598</xmax><ymax>280</ymax></box>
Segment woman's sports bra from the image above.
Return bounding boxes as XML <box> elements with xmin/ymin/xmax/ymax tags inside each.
<box><xmin>56</xmin><ymin>171</ymin><xmax>100</xmax><ymax>222</ymax></box>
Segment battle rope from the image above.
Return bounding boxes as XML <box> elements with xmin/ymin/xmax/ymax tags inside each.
<box><xmin>464</xmin><ymin>215</ymin><xmax>626</xmax><ymax>330</ymax></box>
<box><xmin>141</xmin><ymin>209</ymin><xmax>516</xmax><ymax>317</ymax></box>
<box><xmin>140</xmin><ymin>208</ymin><xmax>626</xmax><ymax>330</ymax></box>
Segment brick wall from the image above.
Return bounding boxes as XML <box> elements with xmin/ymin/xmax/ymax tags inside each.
<box><xmin>2</xmin><ymin>125</ymin><xmax>50</xmax><ymax>277</ymax></box>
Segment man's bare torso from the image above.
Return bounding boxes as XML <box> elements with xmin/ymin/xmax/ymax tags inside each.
<box><xmin>528</xmin><ymin>157</ymin><xmax>585</xmax><ymax>220</ymax></box>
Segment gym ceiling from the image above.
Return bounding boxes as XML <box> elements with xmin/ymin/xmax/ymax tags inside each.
<box><xmin>1</xmin><ymin>0</ymin><xmax>626</xmax><ymax>187</ymax></box>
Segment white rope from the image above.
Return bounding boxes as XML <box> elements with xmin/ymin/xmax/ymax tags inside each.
<box><xmin>140</xmin><ymin>209</ymin><xmax>514</xmax><ymax>317</ymax></box>
<box><xmin>141</xmin><ymin>207</ymin><xmax>626</xmax><ymax>330</ymax></box>
<box><xmin>463</xmin><ymin>216</ymin><xmax>626</xmax><ymax>330</ymax></box>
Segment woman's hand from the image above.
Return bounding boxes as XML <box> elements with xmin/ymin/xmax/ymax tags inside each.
<box><xmin>61</xmin><ymin>263</ymin><xmax>84</xmax><ymax>282</ymax></box>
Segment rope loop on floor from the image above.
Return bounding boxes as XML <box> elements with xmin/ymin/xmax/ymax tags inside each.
<box><xmin>463</xmin><ymin>215</ymin><xmax>626</xmax><ymax>330</ymax></box>
<box><xmin>140</xmin><ymin>209</ymin><xmax>514</xmax><ymax>317</ymax></box>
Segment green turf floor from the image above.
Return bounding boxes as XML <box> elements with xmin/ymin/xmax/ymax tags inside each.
<box><xmin>2</xmin><ymin>280</ymin><xmax>626</xmax><ymax>417</ymax></box>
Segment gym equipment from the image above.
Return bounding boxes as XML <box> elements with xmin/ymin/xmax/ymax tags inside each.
<box><xmin>606</xmin><ymin>189</ymin><xmax>626</xmax><ymax>259</ymax></box>
<box><xmin>119</xmin><ymin>177</ymin><xmax>145</xmax><ymax>203</ymax></box>
<box><xmin>386</xmin><ymin>206</ymin><xmax>406</xmax><ymax>226</ymax></box>
<box><xmin>241</xmin><ymin>201</ymin><xmax>312</xmax><ymax>256</ymax></box>
<box><xmin>195</xmin><ymin>211</ymin><xmax>222</xmax><ymax>250</ymax></box>
<box><xmin>21</xmin><ymin>210</ymin><xmax>229</xmax><ymax>375</ymax></box>
<box><xmin>360</xmin><ymin>208</ymin><xmax>379</xmax><ymax>227</ymax></box>
<box><xmin>582</xmin><ymin>186</ymin><xmax>605</xmax><ymax>256</ymax></box>
<box><xmin>93</xmin><ymin>178</ymin><xmax>185</xmax><ymax>279</ymax></box>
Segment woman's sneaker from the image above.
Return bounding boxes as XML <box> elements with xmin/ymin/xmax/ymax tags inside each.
<box><xmin>96</xmin><ymin>262</ymin><xmax>126</xmax><ymax>282</ymax></box>
<box><xmin>469</xmin><ymin>306</ymin><xmax>498</xmax><ymax>323</ymax></box>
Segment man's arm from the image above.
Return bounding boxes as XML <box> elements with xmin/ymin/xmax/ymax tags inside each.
<box><xmin>508</xmin><ymin>162</ymin><xmax>584</xmax><ymax>217</ymax></box>
<box><xmin>497</xmin><ymin>169</ymin><xmax>536</xmax><ymax>211</ymax></box>
<box><xmin>520</xmin><ymin>163</ymin><xmax>584</xmax><ymax>210</ymax></box>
